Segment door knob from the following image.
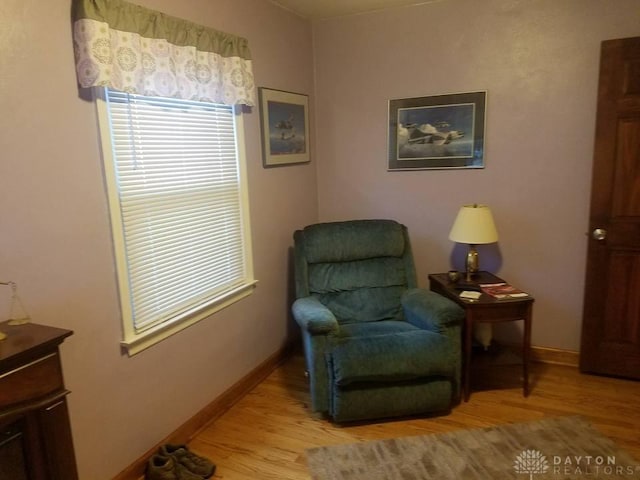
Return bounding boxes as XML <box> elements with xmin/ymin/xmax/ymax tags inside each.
<box><xmin>592</xmin><ymin>228</ymin><xmax>607</xmax><ymax>241</ymax></box>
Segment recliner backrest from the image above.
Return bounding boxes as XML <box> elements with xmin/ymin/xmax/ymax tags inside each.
<box><xmin>293</xmin><ymin>220</ymin><xmax>418</xmax><ymax>324</ymax></box>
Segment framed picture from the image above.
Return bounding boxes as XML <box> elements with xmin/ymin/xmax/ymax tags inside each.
<box><xmin>388</xmin><ymin>91</ymin><xmax>486</xmax><ymax>171</ymax></box>
<box><xmin>259</xmin><ymin>88</ymin><xmax>310</xmax><ymax>167</ymax></box>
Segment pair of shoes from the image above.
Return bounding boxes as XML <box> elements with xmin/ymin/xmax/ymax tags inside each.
<box><xmin>145</xmin><ymin>444</ymin><xmax>216</xmax><ymax>480</ymax></box>
<box><xmin>145</xmin><ymin>454</ymin><xmax>203</xmax><ymax>480</ymax></box>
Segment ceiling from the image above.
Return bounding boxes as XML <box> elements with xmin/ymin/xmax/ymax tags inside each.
<box><xmin>269</xmin><ymin>0</ymin><xmax>440</xmax><ymax>19</ymax></box>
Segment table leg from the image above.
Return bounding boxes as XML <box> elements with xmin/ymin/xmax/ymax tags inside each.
<box><xmin>464</xmin><ymin>311</ymin><xmax>473</xmax><ymax>402</ymax></box>
<box><xmin>523</xmin><ymin>303</ymin><xmax>532</xmax><ymax>396</ymax></box>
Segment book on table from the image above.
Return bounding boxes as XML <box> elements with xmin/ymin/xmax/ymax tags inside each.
<box><xmin>479</xmin><ymin>282</ymin><xmax>529</xmax><ymax>299</ymax></box>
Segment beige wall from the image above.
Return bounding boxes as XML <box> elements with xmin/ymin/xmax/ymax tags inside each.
<box><xmin>2</xmin><ymin>0</ymin><xmax>639</xmax><ymax>477</ymax></box>
<box><xmin>0</xmin><ymin>0</ymin><xmax>316</xmax><ymax>478</ymax></box>
<box><xmin>313</xmin><ymin>0</ymin><xmax>640</xmax><ymax>351</ymax></box>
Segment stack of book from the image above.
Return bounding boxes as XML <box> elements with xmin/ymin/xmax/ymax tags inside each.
<box><xmin>479</xmin><ymin>282</ymin><xmax>529</xmax><ymax>299</ymax></box>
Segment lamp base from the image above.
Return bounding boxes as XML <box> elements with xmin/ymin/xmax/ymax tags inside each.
<box><xmin>465</xmin><ymin>244</ymin><xmax>479</xmax><ymax>282</ymax></box>
<box><xmin>7</xmin><ymin>317</ymin><xmax>30</xmax><ymax>326</ymax></box>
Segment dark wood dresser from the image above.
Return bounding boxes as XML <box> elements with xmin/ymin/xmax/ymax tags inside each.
<box><xmin>0</xmin><ymin>322</ymin><xmax>78</xmax><ymax>480</ymax></box>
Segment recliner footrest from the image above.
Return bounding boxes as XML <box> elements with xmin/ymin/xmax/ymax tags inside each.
<box><xmin>328</xmin><ymin>330</ymin><xmax>454</xmax><ymax>386</ymax></box>
<box><xmin>330</xmin><ymin>379</ymin><xmax>452</xmax><ymax>423</ymax></box>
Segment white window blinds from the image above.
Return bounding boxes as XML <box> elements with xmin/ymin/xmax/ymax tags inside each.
<box><xmin>100</xmin><ymin>88</ymin><xmax>254</xmax><ymax>351</ymax></box>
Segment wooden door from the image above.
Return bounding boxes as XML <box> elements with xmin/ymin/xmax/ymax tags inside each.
<box><xmin>580</xmin><ymin>37</ymin><xmax>640</xmax><ymax>379</ymax></box>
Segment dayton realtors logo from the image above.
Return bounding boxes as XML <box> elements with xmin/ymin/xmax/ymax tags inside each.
<box><xmin>514</xmin><ymin>450</ymin><xmax>640</xmax><ymax>477</ymax></box>
<box><xmin>551</xmin><ymin>454</ymin><xmax>638</xmax><ymax>476</ymax></box>
<box><xmin>513</xmin><ymin>450</ymin><xmax>549</xmax><ymax>479</ymax></box>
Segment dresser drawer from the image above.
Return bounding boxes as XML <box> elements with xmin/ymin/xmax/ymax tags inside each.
<box><xmin>0</xmin><ymin>353</ymin><xmax>64</xmax><ymax>410</ymax></box>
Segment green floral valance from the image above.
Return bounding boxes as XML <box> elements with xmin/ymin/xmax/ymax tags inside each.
<box><xmin>72</xmin><ymin>0</ymin><xmax>255</xmax><ymax>106</ymax></box>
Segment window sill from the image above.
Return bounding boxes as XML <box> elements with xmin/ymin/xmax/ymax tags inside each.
<box><xmin>121</xmin><ymin>280</ymin><xmax>258</xmax><ymax>356</ymax></box>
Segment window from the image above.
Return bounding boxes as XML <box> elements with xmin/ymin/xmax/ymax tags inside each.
<box><xmin>96</xmin><ymin>88</ymin><xmax>255</xmax><ymax>355</ymax></box>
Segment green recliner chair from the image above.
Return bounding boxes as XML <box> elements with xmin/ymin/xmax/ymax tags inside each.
<box><xmin>292</xmin><ymin>219</ymin><xmax>464</xmax><ymax>422</ymax></box>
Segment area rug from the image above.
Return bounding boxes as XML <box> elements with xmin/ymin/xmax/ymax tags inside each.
<box><xmin>306</xmin><ymin>416</ymin><xmax>640</xmax><ymax>479</ymax></box>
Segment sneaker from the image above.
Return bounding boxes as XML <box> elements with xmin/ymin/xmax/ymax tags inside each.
<box><xmin>159</xmin><ymin>444</ymin><xmax>216</xmax><ymax>479</ymax></box>
<box><xmin>145</xmin><ymin>454</ymin><xmax>203</xmax><ymax>480</ymax></box>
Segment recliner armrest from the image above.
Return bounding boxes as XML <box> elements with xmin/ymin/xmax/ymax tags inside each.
<box><xmin>402</xmin><ymin>288</ymin><xmax>464</xmax><ymax>333</ymax></box>
<box><xmin>292</xmin><ymin>297</ymin><xmax>339</xmax><ymax>335</ymax></box>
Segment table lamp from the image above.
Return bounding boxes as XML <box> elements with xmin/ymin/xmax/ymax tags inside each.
<box><xmin>449</xmin><ymin>204</ymin><xmax>499</xmax><ymax>281</ymax></box>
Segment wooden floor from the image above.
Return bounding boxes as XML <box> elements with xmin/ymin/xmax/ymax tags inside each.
<box><xmin>186</xmin><ymin>353</ymin><xmax>640</xmax><ymax>480</ymax></box>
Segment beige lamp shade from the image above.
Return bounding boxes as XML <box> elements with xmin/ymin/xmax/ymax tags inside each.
<box><xmin>449</xmin><ymin>204</ymin><xmax>499</xmax><ymax>244</ymax></box>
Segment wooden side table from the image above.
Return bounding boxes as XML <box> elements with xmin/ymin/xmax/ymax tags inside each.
<box><xmin>428</xmin><ymin>271</ymin><xmax>534</xmax><ymax>402</ymax></box>
<box><xmin>0</xmin><ymin>322</ymin><xmax>78</xmax><ymax>480</ymax></box>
